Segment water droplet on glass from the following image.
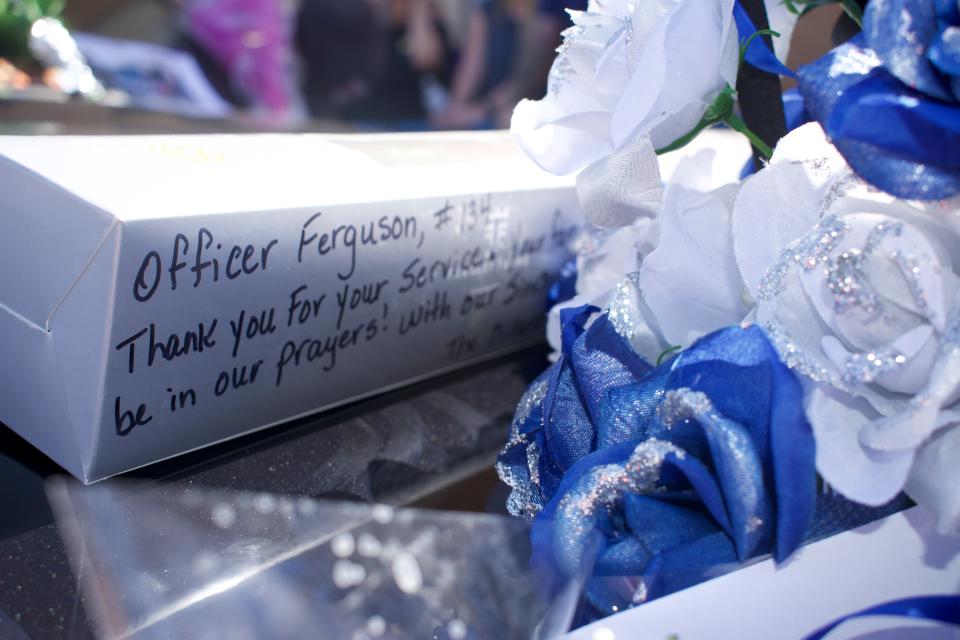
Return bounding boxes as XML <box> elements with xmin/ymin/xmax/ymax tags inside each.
<box><xmin>332</xmin><ymin>559</ymin><xmax>366</xmax><ymax>589</ymax></box>
<box><xmin>357</xmin><ymin>533</ymin><xmax>382</xmax><ymax>558</ymax></box>
<box><xmin>192</xmin><ymin>550</ymin><xmax>220</xmax><ymax>576</ymax></box>
<box><xmin>253</xmin><ymin>493</ymin><xmax>277</xmax><ymax>514</ymax></box>
<box><xmin>211</xmin><ymin>503</ymin><xmax>236</xmax><ymax>529</ymax></box>
<box><xmin>366</xmin><ymin>615</ymin><xmax>386</xmax><ymax>637</ymax></box>
<box><xmin>372</xmin><ymin>504</ymin><xmax>394</xmax><ymax>524</ymax></box>
<box><xmin>391</xmin><ymin>551</ymin><xmax>422</xmax><ymax>594</ymax></box>
<box><xmin>447</xmin><ymin>619</ymin><xmax>467</xmax><ymax>639</ymax></box>
<box><xmin>297</xmin><ymin>497</ymin><xmax>317</xmax><ymax>516</ymax></box>
<box><xmin>331</xmin><ymin>533</ymin><xmax>355</xmax><ymax>558</ymax></box>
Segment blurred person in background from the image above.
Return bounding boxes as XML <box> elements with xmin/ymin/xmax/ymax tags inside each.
<box><xmin>431</xmin><ymin>0</ymin><xmax>586</xmax><ymax>130</ymax></box>
<box><xmin>431</xmin><ymin>0</ymin><xmax>529</xmax><ymax>130</ymax></box>
<box><xmin>517</xmin><ymin>0</ymin><xmax>586</xmax><ymax>97</ymax></box>
<box><xmin>184</xmin><ymin>0</ymin><xmax>586</xmax><ymax>129</ymax></box>
<box><xmin>182</xmin><ymin>0</ymin><xmax>450</xmax><ymax>127</ymax></box>
<box><xmin>336</xmin><ymin>0</ymin><xmax>452</xmax><ymax>129</ymax></box>
<box><xmin>295</xmin><ymin>0</ymin><xmax>386</xmax><ymax>119</ymax></box>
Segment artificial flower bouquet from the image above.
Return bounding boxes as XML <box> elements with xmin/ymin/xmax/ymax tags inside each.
<box><xmin>496</xmin><ymin>0</ymin><xmax>960</xmax><ymax>630</ymax></box>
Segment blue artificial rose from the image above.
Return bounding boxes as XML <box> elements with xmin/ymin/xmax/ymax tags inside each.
<box><xmin>797</xmin><ymin>0</ymin><xmax>960</xmax><ymax>200</ymax></box>
<box><xmin>498</xmin><ymin>307</ymin><xmax>825</xmax><ymax>619</ymax></box>
<box><xmin>497</xmin><ymin>305</ymin><xmax>655</xmax><ymax>518</ymax></box>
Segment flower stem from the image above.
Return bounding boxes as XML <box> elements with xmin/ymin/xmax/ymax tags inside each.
<box><xmin>739</xmin><ymin>28</ymin><xmax>781</xmax><ymax>68</ymax></box>
<box><xmin>656</xmin><ymin>345</ymin><xmax>683</xmax><ymax>366</ymax></box>
<box><xmin>655</xmin><ymin>86</ymin><xmax>736</xmax><ymax>155</ymax></box>
<box><xmin>654</xmin><ymin>120</ymin><xmax>712</xmax><ymax>155</ymax></box>
<box><xmin>724</xmin><ymin>112</ymin><xmax>773</xmax><ymax>161</ymax></box>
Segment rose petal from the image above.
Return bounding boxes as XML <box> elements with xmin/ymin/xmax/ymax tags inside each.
<box><xmin>612</xmin><ymin>0</ymin><xmax>737</xmax><ymax>150</ymax></box>
<box><xmin>511</xmin><ymin>100</ymin><xmax>614</xmax><ymax>175</ymax></box>
<box><xmin>605</xmin><ymin>274</ymin><xmax>670</xmax><ymax>363</ymax></box>
<box><xmin>577</xmin><ymin>224</ymin><xmax>652</xmax><ymax>297</ymax></box>
<box><xmin>639</xmin><ymin>183</ymin><xmax>746</xmax><ymax>347</ymax></box>
<box><xmin>797</xmin><ymin>213</ymin><xmax>941</xmax><ymax>352</ymax></box>
<box><xmin>806</xmin><ymin>385</ymin><xmax>914</xmax><ymax>505</ymax></box>
<box><xmin>547</xmin><ymin>292</ymin><xmax>605</xmax><ymax>359</ymax></box>
<box><xmin>733</xmin><ymin>125</ymin><xmax>839</xmax><ymax>298</ymax></box>
<box><xmin>657</xmin><ymin>128</ymin><xmax>752</xmax><ymax>191</ymax></box>
<box><xmin>860</xmin><ymin>342</ymin><xmax>960</xmax><ymax>451</ymax></box>
<box><xmin>821</xmin><ymin>325</ymin><xmax>938</xmax><ymax>395</ymax></box>
<box><xmin>906</xmin><ymin>421</ymin><xmax>960</xmax><ymax>534</ymax></box>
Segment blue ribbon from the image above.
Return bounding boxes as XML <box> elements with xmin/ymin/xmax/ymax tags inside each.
<box><xmin>804</xmin><ymin>595</ymin><xmax>960</xmax><ymax>640</ymax></box>
<box><xmin>733</xmin><ymin>1</ymin><xmax>796</xmax><ymax>78</ymax></box>
<box><xmin>797</xmin><ymin>0</ymin><xmax>960</xmax><ymax>200</ymax></box>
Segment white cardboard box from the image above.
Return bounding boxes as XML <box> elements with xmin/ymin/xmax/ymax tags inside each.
<box><xmin>566</xmin><ymin>506</ymin><xmax>960</xmax><ymax>639</ymax></box>
<box><xmin>0</xmin><ymin>131</ymin><xmax>579</xmax><ymax>482</ymax></box>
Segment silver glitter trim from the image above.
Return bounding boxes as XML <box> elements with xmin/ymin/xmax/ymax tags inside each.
<box><xmin>760</xmin><ymin>320</ymin><xmax>838</xmax><ymax>385</ymax></box>
<box><xmin>758</xmin><ymin>215</ymin><xmax>848</xmax><ymax>301</ymax></box>
<box><xmin>498</xmin><ymin>379</ymin><xmax>550</xmax><ymax>518</ymax></box>
<box><xmin>745</xmin><ymin>515</ymin><xmax>764</xmax><ymax>535</ymax></box>
<box><xmin>554</xmin><ymin>438</ymin><xmax>684</xmax><ymax>574</ymax></box>
<box><xmin>824</xmin><ymin>221</ymin><xmax>903</xmax><ymax>319</ymax></box>
<box><xmin>793</xmin><ymin>156</ymin><xmax>833</xmax><ymax>178</ymax></box>
<box><xmin>819</xmin><ymin>171</ymin><xmax>859</xmax><ymax>215</ymax></box>
<box><xmin>623</xmin><ymin>438</ymin><xmax>686</xmax><ymax>482</ymax></box>
<box><xmin>514</xmin><ymin>379</ymin><xmax>548</xmax><ymax>429</ymax></box>
<box><xmin>548</xmin><ymin>52</ymin><xmax>575</xmax><ymax>96</ymax></box>
<box><xmin>527</xmin><ymin>440</ymin><xmax>542</xmax><ymax>488</ymax></box>
<box><xmin>824</xmin><ymin>248</ymin><xmax>881</xmax><ymax>317</ymax></box>
<box><xmin>892</xmin><ymin>251</ymin><xmax>935</xmax><ymax>325</ymax></box>
<box><xmin>826</xmin><ymin>44</ymin><xmax>881</xmax><ymax>78</ymax></box>
<box><xmin>864</xmin><ymin>220</ymin><xmax>903</xmax><ymax>252</ymax></box>
<box><xmin>757</xmin><ymin>217</ymin><xmax>918</xmax><ymax>387</ymax></box>
<box><xmin>603</xmin><ymin>16</ymin><xmax>633</xmax><ymax>51</ymax></box>
<box><xmin>842</xmin><ymin>347</ymin><xmax>907</xmax><ymax>386</ymax></box>
<box><xmin>499</xmin><ymin>452</ymin><xmax>543</xmax><ymax>518</ymax></box>
<box><xmin>656</xmin><ymin>389</ymin><xmax>715</xmax><ymax>428</ymax></box>
<box><xmin>607</xmin><ymin>272</ymin><xmax>643</xmax><ymax>342</ymax></box>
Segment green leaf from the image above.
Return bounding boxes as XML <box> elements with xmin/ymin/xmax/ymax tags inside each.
<box><xmin>837</xmin><ymin>0</ymin><xmax>863</xmax><ymax>27</ymax></box>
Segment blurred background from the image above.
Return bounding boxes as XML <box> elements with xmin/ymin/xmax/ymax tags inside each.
<box><xmin>0</xmin><ymin>0</ymin><xmax>841</xmax><ymax>135</ymax></box>
<box><xmin>0</xmin><ymin>0</ymin><xmax>589</xmax><ymax>133</ymax></box>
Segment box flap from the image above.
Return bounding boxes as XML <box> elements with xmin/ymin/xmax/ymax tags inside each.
<box><xmin>566</xmin><ymin>506</ymin><xmax>960</xmax><ymax>639</ymax></box>
<box><xmin>0</xmin><ymin>154</ymin><xmax>117</xmax><ymax>330</ymax></box>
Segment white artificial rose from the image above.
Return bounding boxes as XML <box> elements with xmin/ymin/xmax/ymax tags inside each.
<box><xmin>733</xmin><ymin>123</ymin><xmax>960</xmax><ymax>532</ymax></box>
<box><xmin>546</xmin><ymin>163</ymin><xmax>748</xmax><ymax>363</ymax></box>
<box><xmin>511</xmin><ymin>0</ymin><xmax>739</xmax><ymax>175</ymax></box>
